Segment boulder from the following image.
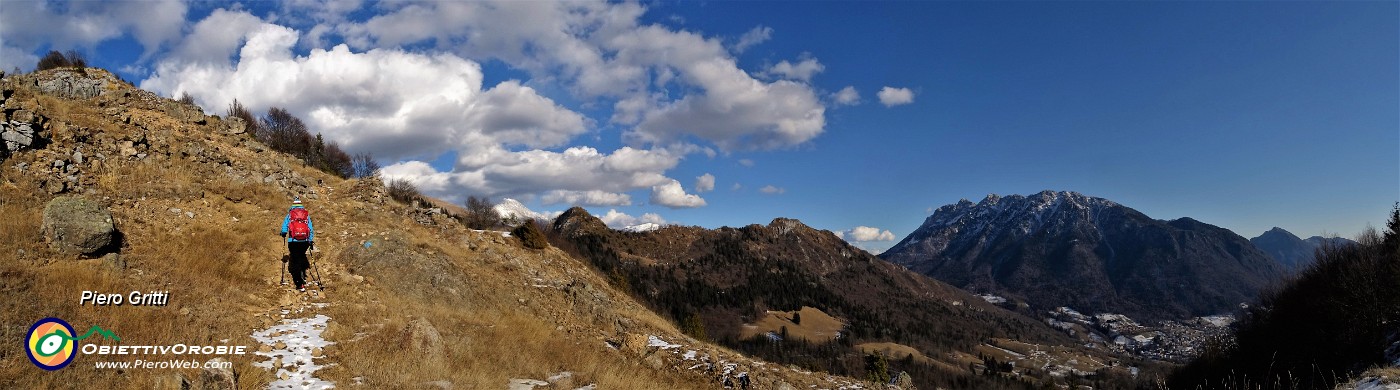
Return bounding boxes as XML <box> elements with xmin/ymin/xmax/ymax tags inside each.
<box><xmin>197</xmin><ymin>357</ymin><xmax>235</xmax><ymax>390</ymax></box>
<box><xmin>400</xmin><ymin>318</ymin><xmax>444</xmax><ymax>360</ymax></box>
<box><xmin>153</xmin><ymin>373</ymin><xmax>191</xmax><ymax>390</ymax></box>
<box><xmin>41</xmin><ymin>196</ymin><xmax>115</xmax><ymax>256</ymax></box>
<box><xmin>222</xmin><ymin>116</ymin><xmax>247</xmax><ymax>135</ymax></box>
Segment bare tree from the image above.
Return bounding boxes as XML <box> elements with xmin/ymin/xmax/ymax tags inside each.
<box><xmin>462</xmin><ymin>196</ymin><xmax>500</xmax><ymax>229</ymax></box>
<box><xmin>352</xmin><ymin>153</ymin><xmax>381</xmax><ymax>179</ymax></box>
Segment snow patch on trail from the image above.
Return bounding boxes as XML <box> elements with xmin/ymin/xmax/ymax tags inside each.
<box><xmin>647</xmin><ymin>335</ymin><xmax>682</xmax><ymax>350</ymax></box>
<box><xmin>252</xmin><ymin>314</ymin><xmax>335</xmax><ymax>389</ymax></box>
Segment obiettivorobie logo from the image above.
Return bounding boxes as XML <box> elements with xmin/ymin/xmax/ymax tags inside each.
<box><xmin>25</xmin><ymin>317</ymin><xmax>250</xmax><ymax>371</ymax></box>
<box><xmin>25</xmin><ymin>317</ymin><xmax>120</xmax><ymax>371</ymax></box>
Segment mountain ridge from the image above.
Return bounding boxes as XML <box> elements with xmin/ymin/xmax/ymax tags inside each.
<box><xmin>1249</xmin><ymin>226</ymin><xmax>1357</xmax><ymax>271</ymax></box>
<box><xmin>547</xmin><ymin>205</ymin><xmax>1152</xmax><ymax>389</ymax></box>
<box><xmin>882</xmin><ymin>190</ymin><xmax>1287</xmax><ymax>322</ymax></box>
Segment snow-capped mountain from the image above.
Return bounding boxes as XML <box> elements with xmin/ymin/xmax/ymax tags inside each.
<box><xmin>619</xmin><ymin>222</ymin><xmax>661</xmax><ymax>233</ymax></box>
<box><xmin>493</xmin><ymin>198</ymin><xmax>560</xmax><ymax>223</ymax></box>
<box><xmin>880</xmin><ymin>190</ymin><xmax>1286</xmax><ymax>321</ymax></box>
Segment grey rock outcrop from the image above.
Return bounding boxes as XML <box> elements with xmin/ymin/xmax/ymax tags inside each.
<box><xmin>34</xmin><ymin>69</ymin><xmax>107</xmax><ymax>99</ymax></box>
<box><xmin>41</xmin><ymin>196</ymin><xmax>116</xmax><ymax>256</ymax></box>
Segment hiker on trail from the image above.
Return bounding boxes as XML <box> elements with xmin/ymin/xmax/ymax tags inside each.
<box><xmin>280</xmin><ymin>197</ymin><xmax>315</xmax><ymax>291</ymax></box>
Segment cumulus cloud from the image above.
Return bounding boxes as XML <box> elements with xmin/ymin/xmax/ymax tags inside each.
<box><xmin>541</xmin><ymin>190</ymin><xmax>633</xmax><ymax>206</ymax></box>
<box><xmin>140</xmin><ymin>10</ymin><xmax>701</xmax><ymax>206</ymax></box>
<box><xmin>598</xmin><ymin>209</ymin><xmax>668</xmax><ymax>228</ymax></box>
<box><xmin>832</xmin><ymin>86</ymin><xmax>860</xmax><ymax>106</ymax></box>
<box><xmin>759</xmin><ymin>185</ymin><xmax>785</xmax><ymax>195</ymax></box>
<box><xmin>841</xmin><ymin>226</ymin><xmax>897</xmax><ymax>242</ymax></box>
<box><xmin>766</xmin><ymin>58</ymin><xmax>824</xmax><ymax>82</ymax></box>
<box><xmin>334</xmin><ymin>2</ymin><xmax>825</xmax><ymax>152</ymax></box>
<box><xmin>695</xmin><ymin>173</ymin><xmax>715</xmax><ymax>193</ymax></box>
<box><xmin>733</xmin><ymin>25</ymin><xmax>772</xmax><ymax>53</ymax></box>
<box><xmin>878</xmin><ymin>86</ymin><xmax>915</xmax><ymax>107</ymax></box>
<box><xmin>18</xmin><ymin>1</ymin><xmax>849</xmax><ymax>213</ymax></box>
<box><xmin>651</xmin><ymin>179</ymin><xmax>707</xmax><ymax>208</ymax></box>
<box><xmin>379</xmin><ymin>146</ymin><xmax>682</xmax><ymax>203</ymax></box>
<box><xmin>0</xmin><ymin>0</ymin><xmax>187</xmax><ymax>67</ymax></box>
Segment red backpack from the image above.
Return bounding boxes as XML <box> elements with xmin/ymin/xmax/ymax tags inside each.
<box><xmin>288</xmin><ymin>208</ymin><xmax>311</xmax><ymax>241</ymax></box>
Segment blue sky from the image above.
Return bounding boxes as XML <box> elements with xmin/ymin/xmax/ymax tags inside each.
<box><xmin>3</xmin><ymin>1</ymin><xmax>1395</xmax><ymax>251</ymax></box>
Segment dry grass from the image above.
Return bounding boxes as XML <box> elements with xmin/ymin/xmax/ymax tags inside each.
<box><xmin>740</xmin><ymin>306</ymin><xmax>845</xmax><ymax>342</ymax></box>
<box><xmin>858</xmin><ymin>342</ymin><xmax>936</xmax><ymax>365</ymax></box>
<box><xmin>0</xmin><ymin>70</ymin><xmax>862</xmax><ymax>390</ymax></box>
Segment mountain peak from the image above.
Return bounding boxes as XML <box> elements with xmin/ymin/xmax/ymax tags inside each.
<box><xmin>884</xmin><ymin>191</ymin><xmax>1283</xmax><ymax>320</ymax></box>
<box><xmin>552</xmin><ymin>206</ymin><xmax>608</xmax><ymax>235</ymax></box>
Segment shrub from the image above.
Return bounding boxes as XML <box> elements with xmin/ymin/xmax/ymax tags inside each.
<box><xmin>178</xmin><ymin>92</ymin><xmax>196</xmax><ymax>105</ymax></box>
<box><xmin>315</xmin><ymin>135</ymin><xmax>354</xmax><ymax>178</ymax></box>
<box><xmin>36</xmin><ymin>51</ymin><xmax>70</xmax><ymax>71</ymax></box>
<box><xmin>260</xmin><ymin>107</ymin><xmax>313</xmax><ymax>160</ymax></box>
<box><xmin>513</xmin><ymin>221</ymin><xmax>549</xmax><ymax>250</ymax></box>
<box><xmin>65</xmin><ymin>50</ymin><xmax>86</xmax><ymax>70</ymax></box>
<box><xmin>681</xmin><ymin>313</ymin><xmax>708</xmax><ymax>341</ymax></box>
<box><xmin>36</xmin><ymin>50</ymin><xmax>87</xmax><ymax>74</ymax></box>
<box><xmin>387</xmin><ymin>179</ymin><xmax>424</xmax><ymax>206</ymax></box>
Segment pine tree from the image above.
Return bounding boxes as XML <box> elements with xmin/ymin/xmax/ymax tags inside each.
<box><xmin>1384</xmin><ymin>202</ymin><xmax>1399</xmax><ymax>253</ymax></box>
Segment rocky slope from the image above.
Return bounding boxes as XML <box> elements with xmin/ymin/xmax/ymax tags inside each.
<box><xmin>0</xmin><ymin>68</ymin><xmax>866</xmax><ymax>389</ymax></box>
<box><xmin>881</xmin><ymin>191</ymin><xmax>1287</xmax><ymax>322</ymax></box>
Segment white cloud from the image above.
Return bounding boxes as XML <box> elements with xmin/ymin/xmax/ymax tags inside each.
<box><xmin>146</xmin><ymin>10</ymin><xmax>702</xmax><ymax>206</ymax></box>
<box><xmin>766</xmin><ymin>58</ymin><xmax>824</xmax><ymax>82</ymax></box>
<box><xmin>842</xmin><ymin>226</ymin><xmax>897</xmax><ymax>242</ymax></box>
<box><xmin>733</xmin><ymin>25</ymin><xmax>772</xmax><ymax>53</ymax></box>
<box><xmin>651</xmin><ymin>179</ymin><xmax>707</xmax><ymax>208</ymax></box>
<box><xmin>695</xmin><ymin>173</ymin><xmax>715</xmax><ymax>193</ymax></box>
<box><xmin>759</xmin><ymin>185</ymin><xmax>785</xmax><ymax>195</ymax></box>
<box><xmin>731</xmin><ymin>182</ymin><xmax>742</xmax><ymax>191</ymax></box>
<box><xmin>541</xmin><ymin>190</ymin><xmax>632</xmax><ymax>206</ymax></box>
<box><xmin>337</xmin><ymin>2</ymin><xmax>826</xmax><ymax>152</ymax></box>
<box><xmin>832</xmin><ymin>86</ymin><xmax>860</xmax><ymax>106</ymax></box>
<box><xmin>0</xmin><ymin>0</ymin><xmax>187</xmax><ymax>63</ymax></box>
<box><xmin>379</xmin><ymin>145</ymin><xmax>682</xmax><ymax>203</ymax></box>
<box><xmin>877</xmin><ymin>86</ymin><xmax>915</xmax><ymax>107</ymax></box>
<box><xmin>598</xmin><ymin>209</ymin><xmax>668</xmax><ymax>228</ymax></box>
<box><xmin>737</xmin><ymin>159</ymin><xmax>754</xmax><ymax>167</ymax></box>
<box><xmin>148</xmin><ymin>31</ymin><xmax>590</xmax><ymax>162</ymax></box>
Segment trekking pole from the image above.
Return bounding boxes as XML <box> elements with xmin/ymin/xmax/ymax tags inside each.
<box><xmin>310</xmin><ymin>243</ymin><xmax>326</xmax><ymax>291</ymax></box>
<box><xmin>279</xmin><ymin>254</ymin><xmax>288</xmax><ymax>286</ymax></box>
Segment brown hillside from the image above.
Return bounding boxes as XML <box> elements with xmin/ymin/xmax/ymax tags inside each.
<box><xmin>549</xmin><ymin>207</ymin><xmax>1151</xmax><ymax>389</ymax></box>
<box><xmin>0</xmin><ymin>68</ymin><xmax>866</xmax><ymax>389</ymax></box>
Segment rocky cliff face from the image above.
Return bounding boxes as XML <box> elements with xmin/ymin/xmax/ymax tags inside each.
<box><xmin>882</xmin><ymin>191</ymin><xmax>1286</xmax><ymax>321</ymax></box>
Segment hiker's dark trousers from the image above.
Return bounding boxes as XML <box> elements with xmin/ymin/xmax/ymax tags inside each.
<box><xmin>288</xmin><ymin>241</ymin><xmax>310</xmax><ymax>288</ymax></box>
